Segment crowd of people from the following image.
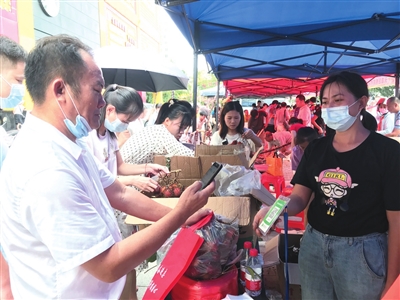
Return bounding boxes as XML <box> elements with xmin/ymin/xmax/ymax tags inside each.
<box><xmin>0</xmin><ymin>33</ymin><xmax>399</xmax><ymax>300</ymax></box>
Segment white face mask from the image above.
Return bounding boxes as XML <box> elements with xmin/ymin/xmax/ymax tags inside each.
<box><xmin>0</xmin><ymin>75</ymin><xmax>25</xmax><ymax>109</ymax></box>
<box><xmin>321</xmin><ymin>101</ymin><xmax>360</xmax><ymax>132</ymax></box>
<box><xmin>104</xmin><ymin>115</ymin><xmax>128</xmax><ymax>132</ymax></box>
<box><xmin>56</xmin><ymin>84</ymin><xmax>92</xmax><ymax>139</ymax></box>
<box><xmin>378</xmin><ymin>107</ymin><xmax>388</xmax><ymax>115</ymax></box>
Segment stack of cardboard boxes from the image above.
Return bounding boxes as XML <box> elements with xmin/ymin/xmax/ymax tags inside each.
<box><xmin>126</xmin><ymin>144</ymin><xmax>275</xmax><ymax>248</ymax></box>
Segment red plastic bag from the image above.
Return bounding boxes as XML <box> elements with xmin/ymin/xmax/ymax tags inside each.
<box><xmin>171</xmin><ymin>267</ymin><xmax>238</xmax><ymax>300</ymax></box>
<box><xmin>143</xmin><ymin>213</ymin><xmax>214</xmax><ymax>300</ymax></box>
<box><xmin>158</xmin><ymin>214</ymin><xmax>239</xmax><ymax>281</ymax></box>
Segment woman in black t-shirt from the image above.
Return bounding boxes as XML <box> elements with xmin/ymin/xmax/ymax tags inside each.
<box><xmin>254</xmin><ymin>71</ymin><xmax>400</xmax><ymax>300</ymax></box>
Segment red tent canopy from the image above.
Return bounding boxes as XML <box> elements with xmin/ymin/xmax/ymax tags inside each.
<box><xmin>224</xmin><ymin>75</ymin><xmax>395</xmax><ymax>97</ymax></box>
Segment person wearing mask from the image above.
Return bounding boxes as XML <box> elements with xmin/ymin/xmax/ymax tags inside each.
<box><xmin>385</xmin><ymin>96</ymin><xmax>400</xmax><ymax>137</ymax></box>
<box><xmin>210</xmin><ymin>101</ymin><xmax>262</xmax><ymax>152</ymax></box>
<box><xmin>375</xmin><ymin>98</ymin><xmax>395</xmax><ymax>136</ymax></box>
<box><xmin>85</xmin><ymin>84</ymin><xmax>167</xmax><ymax>192</ymax></box>
<box><xmin>0</xmin><ymin>34</ymin><xmax>214</xmax><ymax>299</ymax></box>
<box><xmin>295</xmin><ymin>94</ymin><xmax>312</xmax><ymax>127</ymax></box>
<box><xmin>0</xmin><ymin>35</ymin><xmax>27</xmax><ymax>300</ymax></box>
<box><xmin>120</xmin><ymin>98</ymin><xmax>195</xmax><ymax>165</ymax></box>
<box><xmin>254</xmin><ymin>71</ymin><xmax>400</xmax><ymax>300</ymax></box>
<box><xmin>83</xmin><ymin>84</ymin><xmax>169</xmax><ymax>239</ymax></box>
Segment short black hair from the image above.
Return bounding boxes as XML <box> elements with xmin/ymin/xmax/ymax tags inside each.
<box><xmin>155</xmin><ymin>99</ymin><xmax>193</xmax><ymax>129</ymax></box>
<box><xmin>0</xmin><ymin>35</ymin><xmax>27</xmax><ymax>70</ymax></box>
<box><xmin>296</xmin><ymin>94</ymin><xmax>305</xmax><ymax>101</ymax></box>
<box><xmin>25</xmin><ymin>34</ymin><xmax>92</xmax><ymax>104</ymax></box>
<box><xmin>295</xmin><ymin>127</ymin><xmax>318</xmax><ymax>145</ymax></box>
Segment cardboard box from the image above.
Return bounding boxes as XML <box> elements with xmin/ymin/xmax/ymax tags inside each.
<box><xmin>126</xmin><ymin>182</ymin><xmax>275</xmax><ymax>251</ymax></box>
<box><xmin>261</xmin><ymin>234</ymin><xmax>302</xmax><ymax>300</ymax></box>
<box><xmin>126</xmin><ymin>184</ymin><xmax>274</xmax><ymax>227</ymax></box>
<box><xmin>153</xmin><ymin>156</ymin><xmax>201</xmax><ymax>179</ymax></box>
<box><xmin>154</xmin><ymin>145</ymin><xmax>264</xmax><ymax>178</ymax></box>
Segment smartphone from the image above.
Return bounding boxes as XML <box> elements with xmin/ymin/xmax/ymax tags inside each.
<box><xmin>200</xmin><ymin>162</ymin><xmax>223</xmax><ymax>190</ymax></box>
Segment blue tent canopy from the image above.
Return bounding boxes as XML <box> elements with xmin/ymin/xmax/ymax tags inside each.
<box><xmin>200</xmin><ymin>85</ymin><xmax>226</xmax><ymax>97</ymax></box>
<box><xmin>162</xmin><ymin>0</ymin><xmax>400</xmax><ymax>81</ymax></box>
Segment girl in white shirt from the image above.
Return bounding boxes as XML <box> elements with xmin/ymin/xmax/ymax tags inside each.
<box><xmin>85</xmin><ymin>84</ymin><xmax>168</xmax><ymax>238</ymax></box>
<box><xmin>210</xmin><ymin>101</ymin><xmax>262</xmax><ymax>152</ymax></box>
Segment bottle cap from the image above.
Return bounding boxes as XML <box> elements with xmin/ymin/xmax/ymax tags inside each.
<box><xmin>244</xmin><ymin>241</ymin><xmax>252</xmax><ymax>249</ymax></box>
<box><xmin>250</xmin><ymin>248</ymin><xmax>258</xmax><ymax>257</ymax></box>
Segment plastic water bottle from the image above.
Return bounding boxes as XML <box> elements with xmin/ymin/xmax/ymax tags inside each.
<box><xmin>245</xmin><ymin>248</ymin><xmax>262</xmax><ymax>297</ymax></box>
<box><xmin>240</xmin><ymin>241</ymin><xmax>252</xmax><ymax>286</ymax></box>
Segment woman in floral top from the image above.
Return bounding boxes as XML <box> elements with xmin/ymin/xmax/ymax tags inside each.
<box><xmin>120</xmin><ymin>99</ymin><xmax>195</xmax><ymax>164</ymax></box>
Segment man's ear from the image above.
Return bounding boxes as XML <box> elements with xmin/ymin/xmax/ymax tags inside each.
<box><xmin>53</xmin><ymin>79</ymin><xmax>66</xmax><ymax>102</ymax></box>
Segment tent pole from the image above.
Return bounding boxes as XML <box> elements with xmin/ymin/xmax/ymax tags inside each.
<box><xmin>192</xmin><ymin>52</ymin><xmax>198</xmax><ymax>132</ymax></box>
<box><xmin>395</xmin><ymin>63</ymin><xmax>400</xmax><ymax>98</ymax></box>
<box><xmin>215</xmin><ymin>81</ymin><xmax>220</xmax><ymax>131</ymax></box>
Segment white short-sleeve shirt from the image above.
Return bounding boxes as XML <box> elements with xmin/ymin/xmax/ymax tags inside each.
<box><xmin>84</xmin><ymin>129</ymin><xmax>119</xmax><ymax>175</ymax></box>
<box><xmin>210</xmin><ymin>128</ymin><xmax>256</xmax><ymax>152</ymax></box>
<box><xmin>0</xmin><ymin>114</ymin><xmax>125</xmax><ymax>299</ymax></box>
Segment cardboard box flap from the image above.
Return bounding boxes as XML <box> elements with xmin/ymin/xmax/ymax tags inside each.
<box><xmin>126</xmin><ymin>196</ymin><xmax>251</xmax><ymax>226</ymax></box>
<box><xmin>153</xmin><ymin>155</ymin><xmax>201</xmax><ymax>179</ymax></box>
<box><xmin>200</xmin><ymin>154</ymin><xmax>248</xmax><ymax>176</ymax></box>
<box><xmin>195</xmin><ymin>144</ymin><xmax>245</xmax><ymax>156</ymax></box>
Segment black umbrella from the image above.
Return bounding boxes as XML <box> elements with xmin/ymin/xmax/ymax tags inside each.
<box><xmin>93</xmin><ymin>46</ymin><xmax>189</xmax><ymax>92</ymax></box>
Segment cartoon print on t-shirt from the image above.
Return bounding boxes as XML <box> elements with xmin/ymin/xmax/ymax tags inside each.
<box><xmin>315</xmin><ymin>168</ymin><xmax>358</xmax><ymax>216</ymax></box>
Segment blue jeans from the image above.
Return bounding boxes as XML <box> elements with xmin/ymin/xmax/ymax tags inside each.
<box><xmin>299</xmin><ymin>224</ymin><xmax>387</xmax><ymax>300</ymax></box>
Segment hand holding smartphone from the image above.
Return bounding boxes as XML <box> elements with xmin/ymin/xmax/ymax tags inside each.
<box><xmin>200</xmin><ymin>162</ymin><xmax>223</xmax><ymax>190</ymax></box>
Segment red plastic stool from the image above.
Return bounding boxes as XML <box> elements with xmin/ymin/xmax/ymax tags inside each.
<box><xmin>261</xmin><ymin>173</ymin><xmax>285</xmax><ymax>197</ymax></box>
<box><xmin>282</xmin><ymin>186</ymin><xmax>293</xmax><ymax>197</ymax></box>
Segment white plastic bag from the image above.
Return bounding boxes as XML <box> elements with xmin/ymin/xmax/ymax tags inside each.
<box><xmin>214</xmin><ymin>164</ymin><xmax>261</xmax><ymax>196</ymax></box>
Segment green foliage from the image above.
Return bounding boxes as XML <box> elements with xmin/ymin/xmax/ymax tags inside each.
<box><xmin>369</xmin><ymin>86</ymin><xmax>395</xmax><ymax>98</ymax></box>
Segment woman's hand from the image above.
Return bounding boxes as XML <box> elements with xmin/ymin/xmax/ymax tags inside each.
<box><xmin>125</xmin><ymin>176</ymin><xmax>159</xmax><ymax>192</ymax></box>
<box><xmin>145</xmin><ymin>163</ymin><xmax>169</xmax><ymax>175</ymax></box>
<box><xmin>253</xmin><ymin>206</ymin><xmax>275</xmax><ymax>237</ymax></box>
<box><xmin>242</xmin><ymin>129</ymin><xmax>255</xmax><ymax>139</ymax></box>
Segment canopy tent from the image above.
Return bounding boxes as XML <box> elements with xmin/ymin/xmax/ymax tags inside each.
<box><xmin>158</xmin><ymin>0</ymin><xmax>400</xmax><ymax>127</ymax></box>
<box><xmin>225</xmin><ymin>75</ymin><xmax>396</xmax><ymax>98</ymax></box>
<box><xmin>162</xmin><ymin>0</ymin><xmax>399</xmax><ymax>79</ymax></box>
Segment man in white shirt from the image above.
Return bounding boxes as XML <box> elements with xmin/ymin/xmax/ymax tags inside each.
<box><xmin>0</xmin><ymin>35</ymin><xmax>27</xmax><ymax>300</ymax></box>
<box><xmin>385</xmin><ymin>96</ymin><xmax>400</xmax><ymax>137</ymax></box>
<box><xmin>295</xmin><ymin>94</ymin><xmax>312</xmax><ymax>127</ymax></box>
<box><xmin>0</xmin><ymin>34</ymin><xmax>214</xmax><ymax>299</ymax></box>
<box><xmin>376</xmin><ymin>98</ymin><xmax>395</xmax><ymax>135</ymax></box>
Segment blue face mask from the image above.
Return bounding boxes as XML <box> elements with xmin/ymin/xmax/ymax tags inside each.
<box><xmin>56</xmin><ymin>85</ymin><xmax>92</xmax><ymax>139</ymax></box>
<box><xmin>104</xmin><ymin>115</ymin><xmax>129</xmax><ymax>133</ymax></box>
<box><xmin>0</xmin><ymin>76</ymin><xmax>25</xmax><ymax>109</ymax></box>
